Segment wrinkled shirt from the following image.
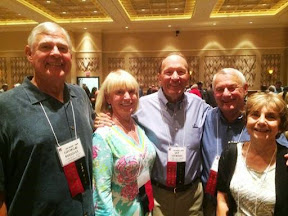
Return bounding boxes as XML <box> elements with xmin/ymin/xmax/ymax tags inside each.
<box><xmin>134</xmin><ymin>88</ymin><xmax>210</xmax><ymax>185</ymax></box>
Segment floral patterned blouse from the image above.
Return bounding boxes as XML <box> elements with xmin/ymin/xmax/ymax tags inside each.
<box><xmin>92</xmin><ymin>125</ymin><xmax>156</xmax><ymax>216</ymax></box>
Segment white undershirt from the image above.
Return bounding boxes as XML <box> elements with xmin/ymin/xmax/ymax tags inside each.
<box><xmin>230</xmin><ymin>143</ymin><xmax>276</xmax><ymax>216</ymax></box>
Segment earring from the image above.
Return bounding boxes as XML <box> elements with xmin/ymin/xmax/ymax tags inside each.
<box><xmin>108</xmin><ymin>104</ymin><xmax>112</xmax><ymax>110</ymax></box>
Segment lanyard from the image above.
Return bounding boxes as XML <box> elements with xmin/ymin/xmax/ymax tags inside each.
<box><xmin>40</xmin><ymin>100</ymin><xmax>77</xmax><ymax>147</ymax></box>
<box><xmin>160</xmin><ymin>101</ymin><xmax>186</xmax><ymax>147</ymax></box>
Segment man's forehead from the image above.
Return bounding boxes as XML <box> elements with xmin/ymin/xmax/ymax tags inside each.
<box><xmin>162</xmin><ymin>55</ymin><xmax>188</xmax><ymax>68</ymax></box>
<box><xmin>215</xmin><ymin>74</ymin><xmax>242</xmax><ymax>84</ymax></box>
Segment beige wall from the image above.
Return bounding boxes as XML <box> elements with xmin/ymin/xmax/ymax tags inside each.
<box><xmin>0</xmin><ymin>27</ymin><xmax>287</xmax><ymax>90</ymax></box>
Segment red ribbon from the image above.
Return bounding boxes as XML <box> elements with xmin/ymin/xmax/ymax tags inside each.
<box><xmin>63</xmin><ymin>162</ymin><xmax>84</xmax><ymax>197</ymax></box>
<box><xmin>166</xmin><ymin>162</ymin><xmax>177</xmax><ymax>187</ymax></box>
<box><xmin>144</xmin><ymin>180</ymin><xmax>154</xmax><ymax>211</ymax></box>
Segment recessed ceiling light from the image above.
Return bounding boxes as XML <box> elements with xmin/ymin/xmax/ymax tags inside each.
<box><xmin>175</xmin><ymin>8</ymin><xmax>178</xmax><ymax>10</ymax></box>
<box><xmin>82</xmin><ymin>0</ymin><xmax>86</xmax><ymax>2</ymax></box>
<box><xmin>213</xmin><ymin>23</ymin><xmax>216</xmax><ymax>26</ymax></box>
<box><xmin>93</xmin><ymin>10</ymin><xmax>98</xmax><ymax>13</ymax></box>
<box><xmin>168</xmin><ymin>25</ymin><xmax>172</xmax><ymax>28</ymax></box>
<box><xmin>249</xmin><ymin>21</ymin><xmax>253</xmax><ymax>24</ymax></box>
<box><xmin>18</xmin><ymin>13</ymin><xmax>21</xmax><ymax>16</ymax></box>
<box><xmin>62</xmin><ymin>12</ymin><xmax>67</xmax><ymax>14</ymax></box>
<box><xmin>141</xmin><ymin>9</ymin><xmax>145</xmax><ymax>11</ymax></box>
<box><xmin>46</xmin><ymin>0</ymin><xmax>51</xmax><ymax>3</ymax></box>
<box><xmin>125</xmin><ymin>26</ymin><xmax>129</xmax><ymax>29</ymax></box>
<box><xmin>84</xmin><ymin>27</ymin><xmax>87</xmax><ymax>30</ymax></box>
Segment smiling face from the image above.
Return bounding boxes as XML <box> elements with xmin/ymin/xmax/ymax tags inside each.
<box><xmin>213</xmin><ymin>72</ymin><xmax>248</xmax><ymax>118</ymax></box>
<box><xmin>246</xmin><ymin>106</ymin><xmax>280</xmax><ymax>141</ymax></box>
<box><xmin>26</xmin><ymin>29</ymin><xmax>72</xmax><ymax>84</ymax></box>
<box><xmin>106</xmin><ymin>88</ymin><xmax>138</xmax><ymax>120</ymax></box>
<box><xmin>159</xmin><ymin>54</ymin><xmax>189</xmax><ymax>103</ymax></box>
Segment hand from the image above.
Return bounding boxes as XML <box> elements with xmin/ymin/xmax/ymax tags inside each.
<box><xmin>285</xmin><ymin>153</ymin><xmax>288</xmax><ymax>166</ymax></box>
<box><xmin>94</xmin><ymin>112</ymin><xmax>114</xmax><ymax>129</ymax></box>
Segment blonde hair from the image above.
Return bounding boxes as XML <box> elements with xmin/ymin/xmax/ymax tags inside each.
<box><xmin>95</xmin><ymin>69</ymin><xmax>139</xmax><ymax>115</ymax></box>
<box><xmin>245</xmin><ymin>92</ymin><xmax>288</xmax><ymax>133</ymax></box>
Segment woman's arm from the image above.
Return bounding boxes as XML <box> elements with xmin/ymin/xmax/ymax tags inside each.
<box><xmin>216</xmin><ymin>191</ymin><xmax>229</xmax><ymax>216</ymax></box>
<box><xmin>0</xmin><ymin>192</ymin><xmax>7</xmax><ymax>216</ymax></box>
<box><xmin>92</xmin><ymin>132</ymin><xmax>115</xmax><ymax>215</ymax></box>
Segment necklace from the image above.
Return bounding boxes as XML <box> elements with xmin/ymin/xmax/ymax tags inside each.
<box><xmin>113</xmin><ymin>116</ymin><xmax>134</xmax><ymax>133</ymax></box>
<box><xmin>242</xmin><ymin>142</ymin><xmax>277</xmax><ymax>215</ymax></box>
<box><xmin>113</xmin><ymin>116</ymin><xmax>140</xmax><ymax>144</ymax></box>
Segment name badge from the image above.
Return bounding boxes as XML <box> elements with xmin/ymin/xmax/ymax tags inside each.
<box><xmin>56</xmin><ymin>138</ymin><xmax>85</xmax><ymax>167</ymax></box>
<box><xmin>168</xmin><ymin>147</ymin><xmax>186</xmax><ymax>162</ymax></box>
<box><xmin>137</xmin><ymin>169</ymin><xmax>150</xmax><ymax>189</ymax></box>
<box><xmin>211</xmin><ymin>155</ymin><xmax>220</xmax><ymax>171</ymax></box>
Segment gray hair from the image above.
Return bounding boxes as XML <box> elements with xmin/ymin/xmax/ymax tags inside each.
<box><xmin>27</xmin><ymin>22</ymin><xmax>72</xmax><ymax>51</ymax></box>
<box><xmin>212</xmin><ymin>68</ymin><xmax>246</xmax><ymax>90</ymax></box>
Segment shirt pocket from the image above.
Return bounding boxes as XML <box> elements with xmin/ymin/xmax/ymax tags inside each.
<box><xmin>186</xmin><ymin>127</ymin><xmax>202</xmax><ymax>150</ymax></box>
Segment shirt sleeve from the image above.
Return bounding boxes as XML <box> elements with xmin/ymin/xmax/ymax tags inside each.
<box><xmin>216</xmin><ymin>153</ymin><xmax>227</xmax><ymax>193</ymax></box>
<box><xmin>92</xmin><ymin>132</ymin><xmax>115</xmax><ymax>216</ymax></box>
<box><xmin>216</xmin><ymin>145</ymin><xmax>237</xmax><ymax>193</ymax></box>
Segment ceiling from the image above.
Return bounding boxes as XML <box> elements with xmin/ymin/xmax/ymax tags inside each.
<box><xmin>0</xmin><ymin>0</ymin><xmax>288</xmax><ymax>33</ymax></box>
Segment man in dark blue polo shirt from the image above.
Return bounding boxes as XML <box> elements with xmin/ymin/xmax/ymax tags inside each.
<box><xmin>0</xmin><ymin>22</ymin><xmax>94</xmax><ymax>216</ymax></box>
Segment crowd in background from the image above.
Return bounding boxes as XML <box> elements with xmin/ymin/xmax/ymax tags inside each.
<box><xmin>1</xmin><ymin>21</ymin><xmax>288</xmax><ymax>216</ymax></box>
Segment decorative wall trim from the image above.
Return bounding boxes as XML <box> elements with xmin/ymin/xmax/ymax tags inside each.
<box><xmin>108</xmin><ymin>58</ymin><xmax>125</xmax><ymax>71</ymax></box>
<box><xmin>204</xmin><ymin>55</ymin><xmax>256</xmax><ymax>87</ymax></box>
<box><xmin>129</xmin><ymin>57</ymin><xmax>163</xmax><ymax>89</ymax></box>
<box><xmin>10</xmin><ymin>57</ymin><xmax>33</xmax><ymax>84</ymax></box>
<box><xmin>0</xmin><ymin>57</ymin><xmax>7</xmax><ymax>84</ymax></box>
<box><xmin>261</xmin><ymin>54</ymin><xmax>281</xmax><ymax>86</ymax></box>
<box><xmin>76</xmin><ymin>57</ymin><xmax>100</xmax><ymax>74</ymax></box>
<box><xmin>187</xmin><ymin>56</ymin><xmax>200</xmax><ymax>85</ymax></box>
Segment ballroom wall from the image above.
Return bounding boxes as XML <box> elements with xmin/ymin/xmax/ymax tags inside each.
<box><xmin>0</xmin><ymin>27</ymin><xmax>287</xmax><ymax>91</ymax></box>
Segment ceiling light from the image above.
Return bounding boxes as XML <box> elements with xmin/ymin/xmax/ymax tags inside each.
<box><xmin>93</xmin><ymin>11</ymin><xmax>98</xmax><ymax>13</ymax></box>
<box><xmin>175</xmin><ymin>8</ymin><xmax>178</xmax><ymax>10</ymax></box>
<box><xmin>125</xmin><ymin>26</ymin><xmax>129</xmax><ymax>29</ymax></box>
<box><xmin>213</xmin><ymin>23</ymin><xmax>216</xmax><ymax>25</ymax></box>
<box><xmin>84</xmin><ymin>27</ymin><xmax>87</xmax><ymax>30</ymax></box>
<box><xmin>18</xmin><ymin>13</ymin><xmax>21</xmax><ymax>16</ymax></box>
<box><xmin>249</xmin><ymin>21</ymin><xmax>253</xmax><ymax>24</ymax></box>
<box><xmin>62</xmin><ymin>12</ymin><xmax>67</xmax><ymax>14</ymax></box>
<box><xmin>82</xmin><ymin>0</ymin><xmax>86</xmax><ymax>2</ymax></box>
<box><xmin>168</xmin><ymin>25</ymin><xmax>172</xmax><ymax>28</ymax></box>
<box><xmin>46</xmin><ymin>0</ymin><xmax>51</xmax><ymax>3</ymax></box>
<box><xmin>141</xmin><ymin>9</ymin><xmax>145</xmax><ymax>12</ymax></box>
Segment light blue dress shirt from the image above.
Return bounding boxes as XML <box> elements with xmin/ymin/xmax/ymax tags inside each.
<box><xmin>134</xmin><ymin>88</ymin><xmax>210</xmax><ymax>186</ymax></box>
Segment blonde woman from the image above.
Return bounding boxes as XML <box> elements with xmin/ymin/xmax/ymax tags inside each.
<box><xmin>92</xmin><ymin>70</ymin><xmax>155</xmax><ymax>215</ymax></box>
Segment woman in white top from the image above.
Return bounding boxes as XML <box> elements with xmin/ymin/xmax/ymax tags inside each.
<box><xmin>217</xmin><ymin>92</ymin><xmax>288</xmax><ymax>216</ymax></box>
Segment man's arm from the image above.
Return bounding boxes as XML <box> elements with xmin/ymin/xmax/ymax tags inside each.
<box><xmin>216</xmin><ymin>191</ymin><xmax>229</xmax><ymax>216</ymax></box>
<box><xmin>0</xmin><ymin>192</ymin><xmax>7</xmax><ymax>216</ymax></box>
